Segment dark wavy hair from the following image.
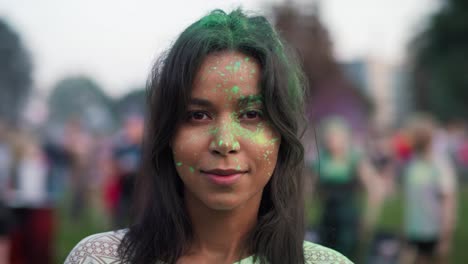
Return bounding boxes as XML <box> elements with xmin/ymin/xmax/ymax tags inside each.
<box><xmin>119</xmin><ymin>9</ymin><xmax>307</xmax><ymax>264</ymax></box>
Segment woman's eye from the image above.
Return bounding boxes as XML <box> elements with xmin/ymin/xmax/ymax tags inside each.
<box><xmin>239</xmin><ymin>110</ymin><xmax>263</xmax><ymax>120</ymax></box>
<box><xmin>187</xmin><ymin>111</ymin><xmax>211</xmax><ymax>121</ymax></box>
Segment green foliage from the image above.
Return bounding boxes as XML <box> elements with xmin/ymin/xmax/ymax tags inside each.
<box><xmin>411</xmin><ymin>0</ymin><xmax>468</xmax><ymax>121</ymax></box>
<box><xmin>48</xmin><ymin>76</ymin><xmax>116</xmax><ymax>133</ymax></box>
<box><xmin>115</xmin><ymin>88</ymin><xmax>146</xmax><ymax>122</ymax></box>
<box><xmin>0</xmin><ymin>18</ymin><xmax>32</xmax><ymax>123</ymax></box>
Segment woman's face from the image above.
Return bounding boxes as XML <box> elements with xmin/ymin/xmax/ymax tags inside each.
<box><xmin>171</xmin><ymin>51</ymin><xmax>281</xmax><ymax>211</ymax></box>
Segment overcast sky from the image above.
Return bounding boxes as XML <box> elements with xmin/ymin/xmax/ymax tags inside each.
<box><xmin>0</xmin><ymin>0</ymin><xmax>439</xmax><ymax>97</ymax></box>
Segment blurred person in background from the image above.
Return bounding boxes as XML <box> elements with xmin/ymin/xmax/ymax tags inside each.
<box><xmin>401</xmin><ymin>114</ymin><xmax>457</xmax><ymax>264</ymax></box>
<box><xmin>111</xmin><ymin>114</ymin><xmax>143</xmax><ymax>228</ymax></box>
<box><xmin>311</xmin><ymin>116</ymin><xmax>383</xmax><ymax>261</ymax></box>
<box><xmin>42</xmin><ymin>126</ymin><xmax>72</xmax><ymax>207</ymax></box>
<box><xmin>6</xmin><ymin>128</ymin><xmax>55</xmax><ymax>264</ymax></box>
<box><xmin>0</xmin><ymin>122</ymin><xmax>12</xmax><ymax>264</ymax></box>
<box><xmin>63</xmin><ymin>118</ymin><xmax>93</xmax><ymax>221</ymax></box>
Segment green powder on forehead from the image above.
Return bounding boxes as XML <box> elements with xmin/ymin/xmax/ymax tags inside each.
<box><xmin>189</xmin><ymin>167</ymin><xmax>195</xmax><ymax>173</ymax></box>
<box><xmin>231</xmin><ymin>85</ymin><xmax>240</xmax><ymax>94</ymax></box>
<box><xmin>233</xmin><ymin>61</ymin><xmax>241</xmax><ymax>72</ymax></box>
<box><xmin>176</xmin><ymin>162</ymin><xmax>183</xmax><ymax>167</ymax></box>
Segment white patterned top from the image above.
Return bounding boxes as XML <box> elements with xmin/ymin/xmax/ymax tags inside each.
<box><xmin>65</xmin><ymin>230</ymin><xmax>353</xmax><ymax>264</ymax></box>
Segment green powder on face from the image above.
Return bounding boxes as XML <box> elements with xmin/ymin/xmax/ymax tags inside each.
<box><xmin>209</xmin><ymin>127</ymin><xmax>219</xmax><ymax>135</ymax></box>
<box><xmin>244</xmin><ymin>57</ymin><xmax>250</xmax><ymax>62</ymax></box>
<box><xmin>189</xmin><ymin>167</ymin><xmax>195</xmax><ymax>173</ymax></box>
<box><xmin>233</xmin><ymin>141</ymin><xmax>240</xmax><ymax>149</ymax></box>
<box><xmin>231</xmin><ymin>85</ymin><xmax>240</xmax><ymax>94</ymax></box>
<box><xmin>236</xmin><ymin>164</ymin><xmax>241</xmax><ymax>170</ymax></box>
<box><xmin>263</xmin><ymin>150</ymin><xmax>273</xmax><ymax>160</ymax></box>
<box><xmin>218</xmin><ymin>140</ymin><xmax>223</xmax><ymax>146</ymax></box>
<box><xmin>233</xmin><ymin>61</ymin><xmax>241</xmax><ymax>72</ymax></box>
<box><xmin>225</xmin><ymin>65</ymin><xmax>233</xmax><ymax>71</ymax></box>
<box><xmin>176</xmin><ymin>162</ymin><xmax>183</xmax><ymax>167</ymax></box>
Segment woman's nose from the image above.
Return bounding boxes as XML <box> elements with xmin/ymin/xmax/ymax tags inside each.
<box><xmin>208</xmin><ymin>118</ymin><xmax>240</xmax><ymax>156</ymax></box>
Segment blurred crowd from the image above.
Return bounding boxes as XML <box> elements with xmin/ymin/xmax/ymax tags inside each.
<box><xmin>0</xmin><ymin>112</ymin><xmax>467</xmax><ymax>264</ymax></box>
<box><xmin>0</xmin><ymin>114</ymin><xmax>144</xmax><ymax>264</ymax></box>
<box><xmin>307</xmin><ymin>114</ymin><xmax>467</xmax><ymax>264</ymax></box>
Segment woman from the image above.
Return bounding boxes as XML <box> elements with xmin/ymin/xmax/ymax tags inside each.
<box><xmin>66</xmin><ymin>9</ymin><xmax>352</xmax><ymax>264</ymax></box>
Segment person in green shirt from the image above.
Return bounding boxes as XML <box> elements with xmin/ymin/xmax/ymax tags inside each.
<box><xmin>66</xmin><ymin>9</ymin><xmax>352</xmax><ymax>264</ymax></box>
<box><xmin>311</xmin><ymin>117</ymin><xmax>382</xmax><ymax>261</ymax></box>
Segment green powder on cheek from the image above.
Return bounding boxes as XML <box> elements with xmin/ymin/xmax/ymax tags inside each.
<box><xmin>176</xmin><ymin>162</ymin><xmax>183</xmax><ymax>167</ymax></box>
<box><xmin>251</xmin><ymin>132</ymin><xmax>269</xmax><ymax>145</ymax></box>
<box><xmin>189</xmin><ymin>167</ymin><xmax>195</xmax><ymax>173</ymax></box>
<box><xmin>209</xmin><ymin>127</ymin><xmax>219</xmax><ymax>135</ymax></box>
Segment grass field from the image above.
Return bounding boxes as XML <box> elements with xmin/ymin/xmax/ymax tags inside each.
<box><xmin>56</xmin><ymin>186</ymin><xmax>468</xmax><ymax>263</ymax></box>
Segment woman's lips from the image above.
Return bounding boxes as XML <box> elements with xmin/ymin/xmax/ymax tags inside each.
<box><xmin>201</xmin><ymin>169</ymin><xmax>247</xmax><ymax>186</ymax></box>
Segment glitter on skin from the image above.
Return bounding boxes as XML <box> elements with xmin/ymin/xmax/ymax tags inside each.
<box><xmin>231</xmin><ymin>85</ymin><xmax>240</xmax><ymax>94</ymax></box>
<box><xmin>233</xmin><ymin>61</ymin><xmax>241</xmax><ymax>72</ymax></box>
<box><xmin>232</xmin><ymin>141</ymin><xmax>240</xmax><ymax>150</ymax></box>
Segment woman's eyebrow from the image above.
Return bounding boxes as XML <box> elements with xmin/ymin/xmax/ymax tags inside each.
<box><xmin>238</xmin><ymin>94</ymin><xmax>263</xmax><ymax>108</ymax></box>
<box><xmin>189</xmin><ymin>98</ymin><xmax>213</xmax><ymax>107</ymax></box>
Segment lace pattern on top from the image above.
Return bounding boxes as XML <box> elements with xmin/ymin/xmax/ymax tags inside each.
<box><xmin>65</xmin><ymin>230</ymin><xmax>353</xmax><ymax>264</ymax></box>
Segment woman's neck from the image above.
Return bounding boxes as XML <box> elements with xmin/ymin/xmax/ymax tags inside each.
<box><xmin>181</xmin><ymin>191</ymin><xmax>261</xmax><ymax>263</ymax></box>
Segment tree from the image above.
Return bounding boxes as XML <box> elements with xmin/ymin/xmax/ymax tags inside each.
<box><xmin>115</xmin><ymin>88</ymin><xmax>146</xmax><ymax>122</ymax></box>
<box><xmin>410</xmin><ymin>0</ymin><xmax>468</xmax><ymax>121</ymax></box>
<box><xmin>272</xmin><ymin>3</ymin><xmax>372</xmax><ymax>133</ymax></box>
<box><xmin>0</xmin><ymin>18</ymin><xmax>33</xmax><ymax>123</ymax></box>
<box><xmin>48</xmin><ymin>76</ymin><xmax>116</xmax><ymax>133</ymax></box>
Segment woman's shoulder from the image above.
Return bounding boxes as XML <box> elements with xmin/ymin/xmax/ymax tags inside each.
<box><xmin>303</xmin><ymin>241</ymin><xmax>353</xmax><ymax>264</ymax></box>
<box><xmin>64</xmin><ymin>229</ymin><xmax>127</xmax><ymax>264</ymax></box>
